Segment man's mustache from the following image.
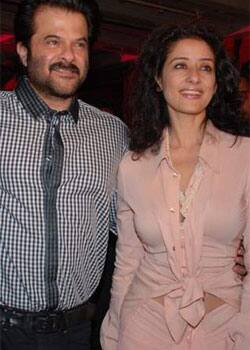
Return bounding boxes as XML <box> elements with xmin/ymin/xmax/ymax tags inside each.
<box><xmin>49</xmin><ymin>62</ymin><xmax>80</xmax><ymax>75</ymax></box>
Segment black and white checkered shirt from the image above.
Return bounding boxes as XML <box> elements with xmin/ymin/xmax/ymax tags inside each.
<box><xmin>0</xmin><ymin>76</ymin><xmax>128</xmax><ymax>311</ymax></box>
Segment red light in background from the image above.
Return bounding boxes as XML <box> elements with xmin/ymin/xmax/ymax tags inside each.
<box><xmin>3</xmin><ymin>77</ymin><xmax>17</xmax><ymax>91</ymax></box>
<box><xmin>0</xmin><ymin>33</ymin><xmax>14</xmax><ymax>43</ymax></box>
<box><xmin>120</xmin><ymin>53</ymin><xmax>138</xmax><ymax>62</ymax></box>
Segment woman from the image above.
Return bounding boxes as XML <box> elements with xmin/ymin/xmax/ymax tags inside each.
<box><xmin>101</xmin><ymin>25</ymin><xmax>250</xmax><ymax>349</ymax></box>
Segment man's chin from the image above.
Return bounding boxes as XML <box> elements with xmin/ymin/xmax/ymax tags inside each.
<box><xmin>52</xmin><ymin>89</ymin><xmax>76</xmax><ymax>99</ymax></box>
<box><xmin>48</xmin><ymin>83</ymin><xmax>81</xmax><ymax>99</ymax></box>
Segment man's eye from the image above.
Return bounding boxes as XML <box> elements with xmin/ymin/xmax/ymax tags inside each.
<box><xmin>75</xmin><ymin>41</ymin><xmax>87</xmax><ymax>49</ymax></box>
<box><xmin>46</xmin><ymin>39</ymin><xmax>59</xmax><ymax>46</ymax></box>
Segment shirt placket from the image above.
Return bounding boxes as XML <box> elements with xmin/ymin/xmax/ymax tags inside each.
<box><xmin>164</xmin><ymin>130</ymin><xmax>201</xmax><ymax>279</ymax></box>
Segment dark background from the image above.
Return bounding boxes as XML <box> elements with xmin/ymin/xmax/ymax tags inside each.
<box><xmin>1</xmin><ymin>0</ymin><xmax>249</xmax><ymax>122</ymax></box>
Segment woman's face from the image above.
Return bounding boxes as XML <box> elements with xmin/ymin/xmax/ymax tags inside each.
<box><xmin>156</xmin><ymin>38</ymin><xmax>217</xmax><ymax>121</ymax></box>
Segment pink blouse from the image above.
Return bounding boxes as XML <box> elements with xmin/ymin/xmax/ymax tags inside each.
<box><xmin>101</xmin><ymin>121</ymin><xmax>250</xmax><ymax>349</ymax></box>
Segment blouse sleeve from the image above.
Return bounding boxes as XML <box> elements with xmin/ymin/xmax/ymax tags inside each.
<box><xmin>100</xmin><ymin>164</ymin><xmax>144</xmax><ymax>350</ymax></box>
<box><xmin>229</xmin><ymin>157</ymin><xmax>250</xmax><ymax>350</ymax></box>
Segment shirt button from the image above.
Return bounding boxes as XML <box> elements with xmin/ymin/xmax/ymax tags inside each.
<box><xmin>173</xmin><ymin>172</ymin><xmax>178</xmax><ymax>177</ymax></box>
<box><xmin>186</xmin><ymin>330</ymin><xmax>192</xmax><ymax>342</ymax></box>
<box><xmin>169</xmin><ymin>207</ymin><xmax>175</xmax><ymax>213</ymax></box>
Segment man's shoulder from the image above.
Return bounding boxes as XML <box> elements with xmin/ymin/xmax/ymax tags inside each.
<box><xmin>0</xmin><ymin>90</ymin><xmax>15</xmax><ymax>102</ymax></box>
<box><xmin>77</xmin><ymin>99</ymin><xmax>127</xmax><ymax>130</ymax></box>
<box><xmin>0</xmin><ymin>90</ymin><xmax>20</xmax><ymax>114</ymax></box>
<box><xmin>77</xmin><ymin>100</ymin><xmax>128</xmax><ymax>150</ymax></box>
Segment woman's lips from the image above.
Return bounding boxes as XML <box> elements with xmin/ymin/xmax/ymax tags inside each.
<box><xmin>180</xmin><ymin>89</ymin><xmax>202</xmax><ymax>99</ymax></box>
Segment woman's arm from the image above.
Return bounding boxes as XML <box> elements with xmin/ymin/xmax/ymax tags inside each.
<box><xmin>101</xmin><ymin>165</ymin><xmax>144</xmax><ymax>350</ymax></box>
<box><xmin>230</xmin><ymin>158</ymin><xmax>250</xmax><ymax>350</ymax></box>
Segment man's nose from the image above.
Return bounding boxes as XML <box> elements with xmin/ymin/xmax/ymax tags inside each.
<box><xmin>60</xmin><ymin>43</ymin><xmax>75</xmax><ymax>62</ymax></box>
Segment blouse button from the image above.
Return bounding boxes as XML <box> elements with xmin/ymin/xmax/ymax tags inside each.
<box><xmin>169</xmin><ymin>207</ymin><xmax>175</xmax><ymax>213</ymax></box>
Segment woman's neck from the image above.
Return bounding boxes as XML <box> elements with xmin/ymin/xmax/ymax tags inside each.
<box><xmin>169</xmin><ymin>115</ymin><xmax>206</xmax><ymax>150</ymax></box>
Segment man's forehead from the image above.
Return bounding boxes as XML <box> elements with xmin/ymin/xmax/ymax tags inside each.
<box><xmin>32</xmin><ymin>5</ymin><xmax>88</xmax><ymax>29</ymax></box>
<box><xmin>31</xmin><ymin>5</ymin><xmax>88</xmax><ymax>37</ymax></box>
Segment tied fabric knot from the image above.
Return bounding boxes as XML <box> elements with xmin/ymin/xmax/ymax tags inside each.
<box><xmin>179</xmin><ymin>276</ymin><xmax>205</xmax><ymax>327</ymax></box>
<box><xmin>164</xmin><ymin>276</ymin><xmax>205</xmax><ymax>343</ymax></box>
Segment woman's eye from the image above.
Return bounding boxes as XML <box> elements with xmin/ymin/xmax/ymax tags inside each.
<box><xmin>201</xmin><ymin>65</ymin><xmax>213</xmax><ymax>72</ymax></box>
<box><xmin>174</xmin><ymin>63</ymin><xmax>186</xmax><ymax>69</ymax></box>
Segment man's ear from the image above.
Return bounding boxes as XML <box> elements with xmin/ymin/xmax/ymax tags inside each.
<box><xmin>16</xmin><ymin>42</ymin><xmax>28</xmax><ymax>67</ymax></box>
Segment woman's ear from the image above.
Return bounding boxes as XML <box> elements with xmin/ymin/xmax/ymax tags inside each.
<box><xmin>155</xmin><ymin>75</ymin><xmax>163</xmax><ymax>92</ymax></box>
<box><xmin>16</xmin><ymin>42</ymin><xmax>28</xmax><ymax>67</ymax></box>
<box><xmin>213</xmin><ymin>82</ymin><xmax>217</xmax><ymax>95</ymax></box>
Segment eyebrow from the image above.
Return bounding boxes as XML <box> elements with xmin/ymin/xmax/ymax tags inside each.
<box><xmin>44</xmin><ymin>34</ymin><xmax>88</xmax><ymax>43</ymax></box>
<box><xmin>76</xmin><ymin>37</ymin><xmax>88</xmax><ymax>43</ymax></box>
<box><xmin>169</xmin><ymin>57</ymin><xmax>215</xmax><ymax>63</ymax></box>
<box><xmin>44</xmin><ymin>35</ymin><xmax>61</xmax><ymax>40</ymax></box>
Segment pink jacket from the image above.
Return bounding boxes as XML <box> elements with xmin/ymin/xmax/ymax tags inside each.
<box><xmin>101</xmin><ymin>122</ymin><xmax>250</xmax><ymax>349</ymax></box>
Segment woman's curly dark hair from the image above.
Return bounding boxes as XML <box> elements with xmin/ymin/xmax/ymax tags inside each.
<box><xmin>129</xmin><ymin>24</ymin><xmax>249</xmax><ymax>154</ymax></box>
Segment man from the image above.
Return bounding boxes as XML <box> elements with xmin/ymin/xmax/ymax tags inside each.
<box><xmin>0</xmin><ymin>1</ymin><xmax>127</xmax><ymax>349</ymax></box>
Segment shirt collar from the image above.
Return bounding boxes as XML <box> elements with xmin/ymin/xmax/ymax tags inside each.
<box><xmin>156</xmin><ymin>120</ymin><xmax>221</xmax><ymax>173</ymax></box>
<box><xmin>198</xmin><ymin>120</ymin><xmax>221</xmax><ymax>173</ymax></box>
<box><xmin>15</xmin><ymin>75</ymin><xmax>79</xmax><ymax>123</ymax></box>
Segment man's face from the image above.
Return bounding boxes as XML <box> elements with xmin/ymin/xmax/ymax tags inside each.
<box><xmin>17</xmin><ymin>5</ymin><xmax>89</xmax><ymax>101</ymax></box>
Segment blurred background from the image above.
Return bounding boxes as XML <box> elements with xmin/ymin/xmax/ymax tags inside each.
<box><xmin>1</xmin><ymin>0</ymin><xmax>249</xmax><ymax>122</ymax></box>
<box><xmin>0</xmin><ymin>2</ymin><xmax>249</xmax><ymax>349</ymax></box>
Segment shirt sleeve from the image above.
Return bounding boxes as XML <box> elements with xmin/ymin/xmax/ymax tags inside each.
<box><xmin>229</xmin><ymin>158</ymin><xmax>250</xmax><ymax>350</ymax></box>
<box><xmin>101</xmin><ymin>163</ymin><xmax>144</xmax><ymax>350</ymax></box>
<box><xmin>109</xmin><ymin>188</ymin><xmax>118</xmax><ymax>235</ymax></box>
<box><xmin>109</xmin><ymin>130</ymin><xmax>129</xmax><ymax>235</ymax></box>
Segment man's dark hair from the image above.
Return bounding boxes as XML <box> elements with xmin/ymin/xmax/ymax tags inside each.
<box><xmin>14</xmin><ymin>0</ymin><xmax>100</xmax><ymax>47</ymax></box>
